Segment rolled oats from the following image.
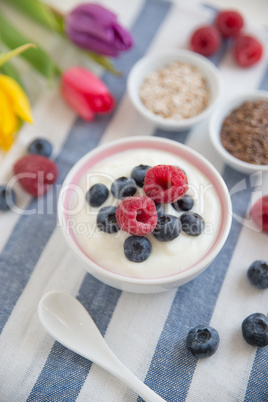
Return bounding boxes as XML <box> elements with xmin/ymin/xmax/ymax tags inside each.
<box><xmin>139</xmin><ymin>61</ymin><xmax>210</xmax><ymax>120</ymax></box>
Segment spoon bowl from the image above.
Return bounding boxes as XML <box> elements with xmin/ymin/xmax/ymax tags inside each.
<box><xmin>38</xmin><ymin>291</ymin><xmax>166</xmax><ymax>402</ymax></box>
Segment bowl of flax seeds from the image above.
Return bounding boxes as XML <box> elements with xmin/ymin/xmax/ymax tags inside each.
<box><xmin>127</xmin><ymin>49</ymin><xmax>223</xmax><ymax>131</ymax></box>
<box><xmin>209</xmin><ymin>90</ymin><xmax>268</xmax><ymax>174</ymax></box>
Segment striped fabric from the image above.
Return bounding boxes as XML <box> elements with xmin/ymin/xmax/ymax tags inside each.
<box><xmin>0</xmin><ymin>1</ymin><xmax>268</xmax><ymax>401</ymax></box>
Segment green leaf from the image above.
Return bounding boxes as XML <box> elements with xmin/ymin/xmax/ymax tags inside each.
<box><xmin>0</xmin><ymin>13</ymin><xmax>56</xmax><ymax>80</ymax></box>
<box><xmin>0</xmin><ymin>61</ymin><xmax>24</xmax><ymax>88</ymax></box>
<box><xmin>87</xmin><ymin>52</ymin><xmax>122</xmax><ymax>76</ymax></box>
<box><xmin>2</xmin><ymin>0</ymin><xmax>60</xmax><ymax>31</ymax></box>
<box><xmin>0</xmin><ymin>43</ymin><xmax>35</xmax><ymax>67</ymax></box>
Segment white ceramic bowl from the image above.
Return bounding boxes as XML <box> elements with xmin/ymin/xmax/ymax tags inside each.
<box><xmin>58</xmin><ymin>136</ymin><xmax>232</xmax><ymax>293</ymax></box>
<box><xmin>127</xmin><ymin>49</ymin><xmax>223</xmax><ymax>131</ymax></box>
<box><xmin>209</xmin><ymin>90</ymin><xmax>268</xmax><ymax>174</ymax></box>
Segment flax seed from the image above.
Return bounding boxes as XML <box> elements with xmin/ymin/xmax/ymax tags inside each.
<box><xmin>220</xmin><ymin>100</ymin><xmax>268</xmax><ymax>165</ymax></box>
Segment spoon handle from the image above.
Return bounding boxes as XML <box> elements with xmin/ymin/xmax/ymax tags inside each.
<box><xmin>92</xmin><ymin>350</ymin><xmax>166</xmax><ymax>402</ymax></box>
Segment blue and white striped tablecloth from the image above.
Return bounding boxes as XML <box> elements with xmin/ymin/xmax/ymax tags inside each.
<box><xmin>0</xmin><ymin>1</ymin><xmax>268</xmax><ymax>401</ymax></box>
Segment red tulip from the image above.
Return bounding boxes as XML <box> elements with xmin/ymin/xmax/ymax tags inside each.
<box><xmin>61</xmin><ymin>66</ymin><xmax>115</xmax><ymax>121</ymax></box>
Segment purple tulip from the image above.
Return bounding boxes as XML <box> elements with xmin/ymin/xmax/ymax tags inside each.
<box><xmin>65</xmin><ymin>3</ymin><xmax>133</xmax><ymax>57</ymax></box>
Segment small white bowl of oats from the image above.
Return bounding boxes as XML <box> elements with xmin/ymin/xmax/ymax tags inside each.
<box><xmin>127</xmin><ymin>49</ymin><xmax>223</xmax><ymax>131</ymax></box>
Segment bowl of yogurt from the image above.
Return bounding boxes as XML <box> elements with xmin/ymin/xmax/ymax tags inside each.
<box><xmin>58</xmin><ymin>136</ymin><xmax>232</xmax><ymax>293</ymax></box>
<box><xmin>127</xmin><ymin>49</ymin><xmax>223</xmax><ymax>131</ymax></box>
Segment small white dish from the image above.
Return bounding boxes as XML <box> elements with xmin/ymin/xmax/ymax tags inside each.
<box><xmin>58</xmin><ymin>136</ymin><xmax>232</xmax><ymax>293</ymax></box>
<box><xmin>209</xmin><ymin>90</ymin><xmax>268</xmax><ymax>175</ymax></box>
<box><xmin>127</xmin><ymin>49</ymin><xmax>223</xmax><ymax>131</ymax></box>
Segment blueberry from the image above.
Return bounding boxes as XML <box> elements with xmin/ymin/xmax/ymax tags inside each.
<box><xmin>180</xmin><ymin>212</ymin><xmax>205</xmax><ymax>236</ymax></box>
<box><xmin>155</xmin><ymin>203</ymin><xmax>165</xmax><ymax>218</ymax></box>
<box><xmin>86</xmin><ymin>183</ymin><xmax>109</xmax><ymax>207</ymax></box>
<box><xmin>111</xmin><ymin>177</ymin><xmax>137</xmax><ymax>199</ymax></box>
<box><xmin>0</xmin><ymin>185</ymin><xmax>16</xmax><ymax>211</ymax></box>
<box><xmin>153</xmin><ymin>214</ymin><xmax>181</xmax><ymax>242</ymax></box>
<box><xmin>242</xmin><ymin>313</ymin><xmax>268</xmax><ymax>347</ymax></box>
<box><xmin>186</xmin><ymin>325</ymin><xmax>220</xmax><ymax>358</ymax></box>
<box><xmin>124</xmin><ymin>235</ymin><xmax>152</xmax><ymax>262</ymax></box>
<box><xmin>172</xmin><ymin>194</ymin><xmax>194</xmax><ymax>211</ymax></box>
<box><xmin>131</xmin><ymin>165</ymin><xmax>151</xmax><ymax>187</ymax></box>
<box><xmin>97</xmin><ymin>206</ymin><xmax>120</xmax><ymax>234</ymax></box>
<box><xmin>247</xmin><ymin>260</ymin><xmax>268</xmax><ymax>289</ymax></box>
<box><xmin>28</xmin><ymin>138</ymin><xmax>53</xmax><ymax>157</ymax></box>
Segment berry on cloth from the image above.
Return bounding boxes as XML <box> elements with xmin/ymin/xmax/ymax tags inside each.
<box><xmin>172</xmin><ymin>194</ymin><xmax>194</xmax><ymax>212</ymax></box>
<box><xmin>190</xmin><ymin>25</ymin><xmax>221</xmax><ymax>56</ymax></box>
<box><xmin>86</xmin><ymin>183</ymin><xmax>109</xmax><ymax>207</ymax></box>
<box><xmin>131</xmin><ymin>164</ymin><xmax>152</xmax><ymax>187</ymax></box>
<box><xmin>13</xmin><ymin>154</ymin><xmax>58</xmax><ymax>197</ymax></box>
<box><xmin>143</xmin><ymin>165</ymin><xmax>188</xmax><ymax>204</ymax></box>
<box><xmin>180</xmin><ymin>212</ymin><xmax>205</xmax><ymax>236</ymax></box>
<box><xmin>0</xmin><ymin>185</ymin><xmax>16</xmax><ymax>211</ymax></box>
<box><xmin>186</xmin><ymin>325</ymin><xmax>220</xmax><ymax>358</ymax></box>
<box><xmin>216</xmin><ymin>10</ymin><xmax>244</xmax><ymax>38</ymax></box>
<box><xmin>234</xmin><ymin>34</ymin><xmax>263</xmax><ymax>67</ymax></box>
<box><xmin>247</xmin><ymin>260</ymin><xmax>268</xmax><ymax>289</ymax></box>
<box><xmin>116</xmin><ymin>196</ymin><xmax>158</xmax><ymax>236</ymax></box>
<box><xmin>111</xmin><ymin>176</ymin><xmax>137</xmax><ymax>199</ymax></box>
<box><xmin>242</xmin><ymin>313</ymin><xmax>268</xmax><ymax>347</ymax></box>
<box><xmin>153</xmin><ymin>214</ymin><xmax>181</xmax><ymax>242</ymax></box>
<box><xmin>250</xmin><ymin>196</ymin><xmax>268</xmax><ymax>233</ymax></box>
<box><xmin>97</xmin><ymin>206</ymin><xmax>120</xmax><ymax>233</ymax></box>
<box><xmin>124</xmin><ymin>235</ymin><xmax>152</xmax><ymax>262</ymax></box>
<box><xmin>28</xmin><ymin>138</ymin><xmax>53</xmax><ymax>158</ymax></box>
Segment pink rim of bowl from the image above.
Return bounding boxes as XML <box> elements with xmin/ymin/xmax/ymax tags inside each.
<box><xmin>58</xmin><ymin>136</ymin><xmax>232</xmax><ymax>293</ymax></box>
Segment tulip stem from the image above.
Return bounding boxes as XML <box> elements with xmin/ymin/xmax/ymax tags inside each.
<box><xmin>0</xmin><ymin>43</ymin><xmax>36</xmax><ymax>67</ymax></box>
<box><xmin>47</xmin><ymin>4</ymin><xmax>65</xmax><ymax>35</ymax></box>
<box><xmin>87</xmin><ymin>52</ymin><xmax>123</xmax><ymax>77</ymax></box>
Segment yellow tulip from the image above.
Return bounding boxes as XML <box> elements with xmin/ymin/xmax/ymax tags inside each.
<box><xmin>0</xmin><ymin>74</ymin><xmax>33</xmax><ymax>151</ymax></box>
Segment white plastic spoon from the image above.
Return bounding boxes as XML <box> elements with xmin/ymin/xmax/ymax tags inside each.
<box><xmin>38</xmin><ymin>291</ymin><xmax>166</xmax><ymax>402</ymax></box>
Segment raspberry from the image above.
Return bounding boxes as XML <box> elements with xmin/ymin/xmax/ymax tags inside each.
<box><xmin>234</xmin><ymin>34</ymin><xmax>263</xmax><ymax>67</ymax></box>
<box><xmin>250</xmin><ymin>196</ymin><xmax>268</xmax><ymax>233</ymax></box>
<box><xmin>190</xmin><ymin>25</ymin><xmax>221</xmax><ymax>57</ymax></box>
<box><xmin>216</xmin><ymin>10</ymin><xmax>244</xmax><ymax>38</ymax></box>
<box><xmin>143</xmin><ymin>165</ymin><xmax>188</xmax><ymax>204</ymax></box>
<box><xmin>14</xmin><ymin>154</ymin><xmax>58</xmax><ymax>197</ymax></box>
<box><xmin>116</xmin><ymin>196</ymin><xmax>158</xmax><ymax>236</ymax></box>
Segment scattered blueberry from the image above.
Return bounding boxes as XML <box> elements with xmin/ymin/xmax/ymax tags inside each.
<box><xmin>97</xmin><ymin>206</ymin><xmax>120</xmax><ymax>234</ymax></box>
<box><xmin>0</xmin><ymin>185</ymin><xmax>16</xmax><ymax>211</ymax></box>
<box><xmin>86</xmin><ymin>183</ymin><xmax>109</xmax><ymax>207</ymax></box>
<box><xmin>111</xmin><ymin>177</ymin><xmax>137</xmax><ymax>199</ymax></box>
<box><xmin>180</xmin><ymin>212</ymin><xmax>205</xmax><ymax>236</ymax></box>
<box><xmin>153</xmin><ymin>214</ymin><xmax>181</xmax><ymax>242</ymax></box>
<box><xmin>242</xmin><ymin>313</ymin><xmax>268</xmax><ymax>347</ymax></box>
<box><xmin>124</xmin><ymin>235</ymin><xmax>152</xmax><ymax>262</ymax></box>
<box><xmin>155</xmin><ymin>203</ymin><xmax>165</xmax><ymax>218</ymax></box>
<box><xmin>247</xmin><ymin>260</ymin><xmax>268</xmax><ymax>289</ymax></box>
<box><xmin>28</xmin><ymin>138</ymin><xmax>53</xmax><ymax>158</ymax></box>
<box><xmin>186</xmin><ymin>325</ymin><xmax>220</xmax><ymax>358</ymax></box>
<box><xmin>131</xmin><ymin>164</ymin><xmax>151</xmax><ymax>187</ymax></box>
<box><xmin>172</xmin><ymin>194</ymin><xmax>194</xmax><ymax>211</ymax></box>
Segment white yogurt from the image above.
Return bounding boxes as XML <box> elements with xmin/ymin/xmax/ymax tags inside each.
<box><xmin>69</xmin><ymin>149</ymin><xmax>221</xmax><ymax>279</ymax></box>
